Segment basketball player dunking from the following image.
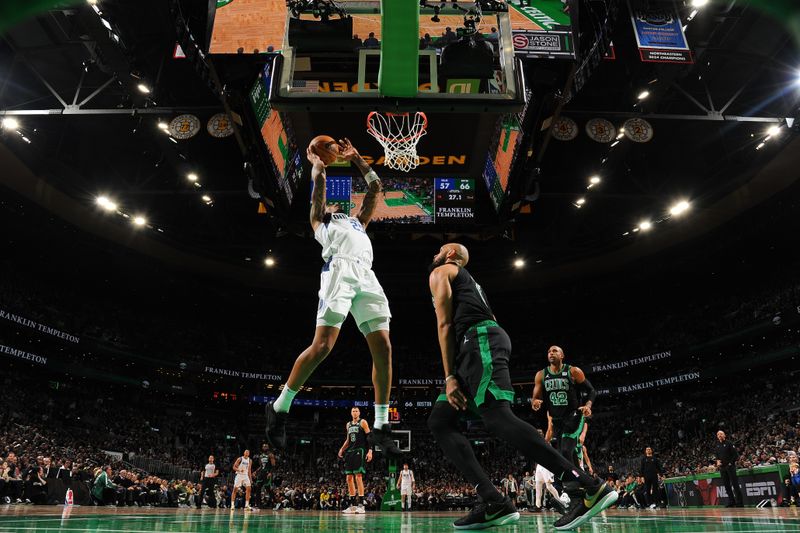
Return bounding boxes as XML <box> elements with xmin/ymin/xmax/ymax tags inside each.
<box><xmin>533</xmin><ymin>346</ymin><xmax>597</xmax><ymax>518</ymax></box>
<box><xmin>265</xmin><ymin>139</ymin><xmax>401</xmax><ymax>459</ymax></box>
<box><xmin>338</xmin><ymin>406</ymin><xmax>372</xmax><ymax>514</ymax></box>
<box><xmin>427</xmin><ymin>244</ymin><xmax>617</xmax><ymax>530</ymax></box>
<box><xmin>397</xmin><ymin>463</ymin><xmax>416</xmax><ymax>511</ymax></box>
<box><xmin>232</xmin><ymin>449</ymin><xmax>253</xmax><ymax>511</ymax></box>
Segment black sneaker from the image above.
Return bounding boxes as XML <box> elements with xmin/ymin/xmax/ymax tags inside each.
<box><xmin>529</xmin><ymin>506</ymin><xmax>542</xmax><ymax>513</ymax></box>
<box><xmin>453</xmin><ymin>497</ymin><xmax>519</xmax><ymax>530</ymax></box>
<box><xmin>264</xmin><ymin>401</ymin><xmax>287</xmax><ymax>450</ymax></box>
<box><xmin>368</xmin><ymin>426</ymin><xmax>403</xmax><ymax>459</ymax></box>
<box><xmin>553</xmin><ymin>483</ymin><xmax>618</xmax><ymax>531</ymax></box>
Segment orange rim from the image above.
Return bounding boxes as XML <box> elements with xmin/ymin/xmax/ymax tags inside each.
<box><xmin>366</xmin><ymin>111</ymin><xmax>428</xmax><ymax>144</ymax></box>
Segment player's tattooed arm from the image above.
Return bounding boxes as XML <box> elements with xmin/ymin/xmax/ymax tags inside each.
<box><xmin>308</xmin><ymin>146</ymin><xmax>327</xmax><ymax>231</ymax></box>
<box><xmin>339</xmin><ymin>137</ymin><xmax>382</xmax><ymax>227</ymax></box>
<box><xmin>357</xmin><ymin>177</ymin><xmax>382</xmax><ymax>227</ymax></box>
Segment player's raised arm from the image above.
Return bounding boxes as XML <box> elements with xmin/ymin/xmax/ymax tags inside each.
<box><xmin>308</xmin><ymin>146</ymin><xmax>327</xmax><ymax>232</ymax></box>
<box><xmin>339</xmin><ymin>138</ymin><xmax>382</xmax><ymax>228</ymax></box>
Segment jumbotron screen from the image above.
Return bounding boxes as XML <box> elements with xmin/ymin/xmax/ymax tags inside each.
<box><xmin>324</xmin><ymin>177</ymin><xmax>475</xmax><ymax>224</ymax></box>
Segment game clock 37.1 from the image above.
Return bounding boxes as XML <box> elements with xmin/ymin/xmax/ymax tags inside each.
<box><xmin>434</xmin><ymin>178</ymin><xmax>475</xmax><ymax>220</ymax></box>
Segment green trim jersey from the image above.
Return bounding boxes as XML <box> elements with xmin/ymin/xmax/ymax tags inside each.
<box><xmin>347</xmin><ymin>419</ymin><xmax>368</xmax><ymax>449</ymax></box>
<box><xmin>451</xmin><ymin>266</ymin><xmax>495</xmax><ymax>341</ymax></box>
<box><xmin>543</xmin><ymin>364</ymin><xmax>579</xmax><ymax>420</ymax></box>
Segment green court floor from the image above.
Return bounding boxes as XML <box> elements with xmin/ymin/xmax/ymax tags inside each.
<box><xmin>1</xmin><ymin>507</ymin><xmax>799</xmax><ymax>532</ymax></box>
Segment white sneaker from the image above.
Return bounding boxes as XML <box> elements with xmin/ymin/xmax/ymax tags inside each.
<box><xmin>649</xmin><ymin>504</ymin><xmax>656</xmax><ymax>509</ymax></box>
<box><xmin>342</xmin><ymin>505</ymin><xmax>357</xmax><ymax>514</ymax></box>
<box><xmin>356</xmin><ymin>505</ymin><xmax>365</xmax><ymax>514</ymax></box>
<box><xmin>245</xmin><ymin>505</ymin><xmax>253</xmax><ymax>512</ymax></box>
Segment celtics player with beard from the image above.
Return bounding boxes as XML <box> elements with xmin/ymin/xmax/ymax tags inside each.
<box><xmin>533</xmin><ymin>346</ymin><xmax>598</xmax><ymax>521</ymax></box>
<box><xmin>427</xmin><ymin>243</ymin><xmax>617</xmax><ymax>530</ymax></box>
<box><xmin>338</xmin><ymin>406</ymin><xmax>373</xmax><ymax>514</ymax></box>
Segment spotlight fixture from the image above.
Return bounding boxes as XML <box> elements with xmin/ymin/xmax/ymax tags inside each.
<box><xmin>137</xmin><ymin>83</ymin><xmax>151</xmax><ymax>94</ymax></box>
<box><xmin>133</xmin><ymin>216</ymin><xmax>147</xmax><ymax>226</ymax></box>
<box><xmin>639</xmin><ymin>220</ymin><xmax>652</xmax><ymax>231</ymax></box>
<box><xmin>187</xmin><ymin>173</ymin><xmax>198</xmax><ymax>182</ymax></box>
<box><xmin>637</xmin><ymin>90</ymin><xmax>650</xmax><ymax>100</ymax></box>
<box><xmin>576</xmin><ymin>198</ymin><xmax>586</xmax><ymax>206</ymax></box>
<box><xmin>202</xmin><ymin>195</ymin><xmax>212</xmax><ymax>202</ymax></box>
<box><xmin>1</xmin><ymin>117</ymin><xmax>20</xmax><ymax>130</ymax></box>
<box><xmin>157</xmin><ymin>121</ymin><xmax>168</xmax><ymax>131</ymax></box>
<box><xmin>669</xmin><ymin>200</ymin><xmax>690</xmax><ymax>216</ymax></box>
<box><xmin>766</xmin><ymin>125</ymin><xmax>781</xmax><ymax>137</ymax></box>
<box><xmin>589</xmin><ymin>176</ymin><xmax>601</xmax><ymax>185</ymax></box>
<box><xmin>513</xmin><ymin>258</ymin><xmax>525</xmax><ymax>268</ymax></box>
<box><xmin>265</xmin><ymin>257</ymin><xmax>276</xmax><ymax>267</ymax></box>
<box><xmin>691</xmin><ymin>0</ymin><xmax>708</xmax><ymax>7</ymax></box>
<box><xmin>96</xmin><ymin>196</ymin><xmax>117</xmax><ymax>212</ymax></box>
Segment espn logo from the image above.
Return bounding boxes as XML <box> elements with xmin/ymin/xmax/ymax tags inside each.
<box><xmin>745</xmin><ymin>482</ymin><xmax>776</xmax><ymax>497</ymax></box>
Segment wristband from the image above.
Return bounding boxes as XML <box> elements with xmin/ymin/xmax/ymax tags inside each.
<box><xmin>445</xmin><ymin>374</ymin><xmax>457</xmax><ymax>382</ymax></box>
<box><xmin>364</xmin><ymin>170</ymin><xmax>380</xmax><ymax>184</ymax></box>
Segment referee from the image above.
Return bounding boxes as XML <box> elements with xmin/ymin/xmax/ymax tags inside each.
<box><xmin>714</xmin><ymin>431</ymin><xmax>743</xmax><ymax>507</ymax></box>
<box><xmin>196</xmin><ymin>455</ymin><xmax>218</xmax><ymax>509</ymax></box>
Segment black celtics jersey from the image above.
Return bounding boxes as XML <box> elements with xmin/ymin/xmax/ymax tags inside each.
<box><xmin>258</xmin><ymin>453</ymin><xmax>273</xmax><ymax>474</ymax></box>
<box><xmin>543</xmin><ymin>364</ymin><xmax>579</xmax><ymax>420</ymax></box>
<box><xmin>451</xmin><ymin>267</ymin><xmax>495</xmax><ymax>340</ymax></box>
<box><xmin>347</xmin><ymin>420</ymin><xmax>368</xmax><ymax>449</ymax></box>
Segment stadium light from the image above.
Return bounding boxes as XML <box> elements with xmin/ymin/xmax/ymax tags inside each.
<box><xmin>96</xmin><ymin>196</ymin><xmax>117</xmax><ymax>212</ymax></box>
<box><xmin>157</xmin><ymin>121</ymin><xmax>168</xmax><ymax>131</ymax></box>
<box><xmin>1</xmin><ymin>117</ymin><xmax>20</xmax><ymax>130</ymax></box>
<box><xmin>513</xmin><ymin>258</ymin><xmax>525</xmax><ymax>269</ymax></box>
<box><xmin>766</xmin><ymin>125</ymin><xmax>781</xmax><ymax>137</ymax></box>
<box><xmin>187</xmin><ymin>173</ymin><xmax>198</xmax><ymax>182</ymax></box>
<box><xmin>669</xmin><ymin>200</ymin><xmax>690</xmax><ymax>216</ymax></box>
<box><xmin>202</xmin><ymin>195</ymin><xmax>212</xmax><ymax>203</ymax></box>
<box><xmin>137</xmin><ymin>83</ymin><xmax>151</xmax><ymax>94</ymax></box>
<box><xmin>639</xmin><ymin>220</ymin><xmax>652</xmax><ymax>231</ymax></box>
<box><xmin>576</xmin><ymin>198</ymin><xmax>586</xmax><ymax>206</ymax></box>
<box><xmin>133</xmin><ymin>216</ymin><xmax>147</xmax><ymax>227</ymax></box>
<box><xmin>691</xmin><ymin>0</ymin><xmax>709</xmax><ymax>7</ymax></box>
<box><xmin>590</xmin><ymin>176</ymin><xmax>601</xmax><ymax>185</ymax></box>
<box><xmin>265</xmin><ymin>257</ymin><xmax>276</xmax><ymax>267</ymax></box>
<box><xmin>637</xmin><ymin>90</ymin><xmax>650</xmax><ymax>100</ymax></box>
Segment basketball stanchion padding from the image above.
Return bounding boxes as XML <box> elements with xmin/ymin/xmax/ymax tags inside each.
<box><xmin>366</xmin><ymin>111</ymin><xmax>428</xmax><ymax>173</ymax></box>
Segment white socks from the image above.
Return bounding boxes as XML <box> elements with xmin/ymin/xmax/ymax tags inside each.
<box><xmin>374</xmin><ymin>404</ymin><xmax>389</xmax><ymax>429</ymax></box>
<box><xmin>273</xmin><ymin>385</ymin><xmax>298</xmax><ymax>413</ymax></box>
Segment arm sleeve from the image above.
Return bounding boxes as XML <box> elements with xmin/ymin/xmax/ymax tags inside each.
<box><xmin>577</xmin><ymin>376</ymin><xmax>597</xmax><ymax>404</ymax></box>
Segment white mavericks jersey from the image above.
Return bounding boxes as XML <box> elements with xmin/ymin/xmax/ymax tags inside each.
<box><xmin>314</xmin><ymin>213</ymin><xmax>373</xmax><ymax>266</ymax></box>
<box><xmin>237</xmin><ymin>457</ymin><xmax>250</xmax><ymax>475</ymax></box>
<box><xmin>400</xmin><ymin>470</ymin><xmax>414</xmax><ymax>485</ymax></box>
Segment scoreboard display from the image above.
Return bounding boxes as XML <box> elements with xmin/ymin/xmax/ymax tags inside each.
<box><xmin>323</xmin><ymin>175</ymin><xmax>352</xmax><ymax>212</ymax></box>
<box><xmin>434</xmin><ymin>178</ymin><xmax>475</xmax><ymax>220</ymax></box>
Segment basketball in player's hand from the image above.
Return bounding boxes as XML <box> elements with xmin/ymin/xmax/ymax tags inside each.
<box><xmin>309</xmin><ymin>135</ymin><xmax>340</xmax><ymax>166</ymax></box>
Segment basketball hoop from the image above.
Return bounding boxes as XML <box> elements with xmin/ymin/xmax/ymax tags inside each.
<box><xmin>366</xmin><ymin>111</ymin><xmax>428</xmax><ymax>173</ymax></box>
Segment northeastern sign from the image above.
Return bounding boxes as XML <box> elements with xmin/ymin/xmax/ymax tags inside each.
<box><xmin>512</xmin><ymin>30</ymin><xmax>575</xmax><ymax>58</ymax></box>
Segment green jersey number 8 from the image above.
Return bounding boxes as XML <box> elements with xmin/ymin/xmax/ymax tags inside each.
<box><xmin>549</xmin><ymin>391</ymin><xmax>568</xmax><ymax>406</ymax></box>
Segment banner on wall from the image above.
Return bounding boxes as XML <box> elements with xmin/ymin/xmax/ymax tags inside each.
<box><xmin>598</xmin><ymin>370</ymin><xmax>700</xmax><ymax>396</ymax></box>
<box><xmin>0</xmin><ymin>308</ymin><xmax>80</xmax><ymax>343</ymax></box>
<box><xmin>0</xmin><ymin>343</ymin><xmax>48</xmax><ymax>365</ymax></box>
<box><xmin>591</xmin><ymin>350</ymin><xmax>673</xmax><ymax>373</ymax></box>
<box><xmin>204</xmin><ymin>366</ymin><xmax>283</xmax><ymax>381</ymax></box>
<box><xmin>628</xmin><ymin>0</ymin><xmax>693</xmax><ymax>63</ymax></box>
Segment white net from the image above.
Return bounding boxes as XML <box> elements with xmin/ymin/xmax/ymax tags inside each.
<box><xmin>366</xmin><ymin>112</ymin><xmax>428</xmax><ymax>173</ymax></box>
